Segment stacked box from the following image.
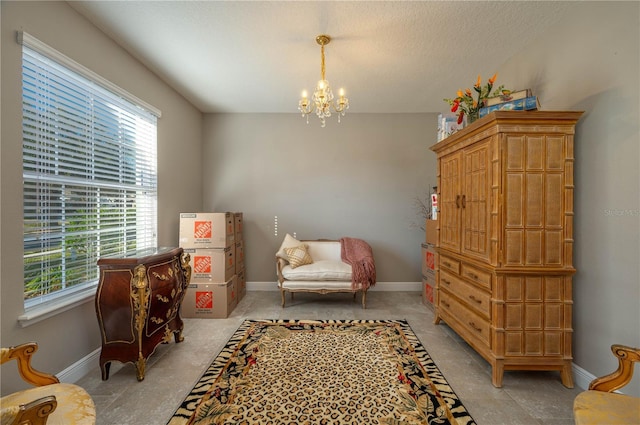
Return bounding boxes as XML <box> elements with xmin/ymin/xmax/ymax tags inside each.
<box><xmin>233</xmin><ymin>212</ymin><xmax>246</xmax><ymax>300</ymax></box>
<box><xmin>235</xmin><ymin>240</ymin><xmax>244</xmax><ymax>273</ymax></box>
<box><xmin>179</xmin><ymin>212</ymin><xmax>234</xmax><ymax>248</ymax></box>
<box><xmin>234</xmin><ymin>212</ymin><xmax>243</xmax><ymax>236</ymax></box>
<box><xmin>236</xmin><ymin>269</ymin><xmax>246</xmax><ymax>300</ymax></box>
<box><xmin>180</xmin><ymin>212</ymin><xmax>237</xmax><ymax>318</ymax></box>
<box><xmin>425</xmin><ymin>219</ymin><xmax>438</xmax><ymax>245</ymax></box>
<box><xmin>421</xmin><ymin>243</ymin><xmax>437</xmax><ymax>309</ymax></box>
<box><xmin>181</xmin><ymin>276</ymin><xmax>237</xmax><ymax>319</ymax></box>
<box><xmin>183</xmin><ymin>247</ymin><xmax>234</xmax><ymax>283</ymax></box>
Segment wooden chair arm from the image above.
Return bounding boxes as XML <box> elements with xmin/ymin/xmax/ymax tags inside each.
<box><xmin>3</xmin><ymin>395</ymin><xmax>58</xmax><ymax>425</ymax></box>
<box><xmin>589</xmin><ymin>344</ymin><xmax>640</xmax><ymax>392</ymax></box>
<box><xmin>1</xmin><ymin>342</ymin><xmax>59</xmax><ymax>386</ymax></box>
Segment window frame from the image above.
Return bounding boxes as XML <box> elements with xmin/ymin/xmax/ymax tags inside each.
<box><xmin>17</xmin><ymin>31</ymin><xmax>161</xmax><ymax>327</ymax></box>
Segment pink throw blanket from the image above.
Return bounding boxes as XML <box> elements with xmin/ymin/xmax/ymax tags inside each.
<box><xmin>340</xmin><ymin>237</ymin><xmax>376</xmax><ymax>290</ymax></box>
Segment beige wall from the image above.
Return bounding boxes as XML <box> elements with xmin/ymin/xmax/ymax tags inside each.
<box><xmin>1</xmin><ymin>1</ymin><xmax>203</xmax><ymax>393</ymax></box>
<box><xmin>202</xmin><ymin>113</ymin><xmax>437</xmax><ymax>283</ymax></box>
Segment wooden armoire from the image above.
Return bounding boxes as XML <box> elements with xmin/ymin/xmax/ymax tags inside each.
<box><xmin>430</xmin><ymin>111</ymin><xmax>582</xmax><ymax>387</ymax></box>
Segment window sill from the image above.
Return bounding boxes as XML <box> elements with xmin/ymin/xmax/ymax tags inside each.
<box><xmin>18</xmin><ymin>288</ymin><xmax>96</xmax><ymax>328</ymax></box>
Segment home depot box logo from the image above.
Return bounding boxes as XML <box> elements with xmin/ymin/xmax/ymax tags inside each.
<box><xmin>194</xmin><ymin>255</ymin><xmax>212</xmax><ymax>274</ymax></box>
<box><xmin>195</xmin><ymin>291</ymin><xmax>213</xmax><ymax>309</ymax></box>
<box><xmin>194</xmin><ymin>221</ymin><xmax>212</xmax><ymax>239</ymax></box>
<box><xmin>425</xmin><ymin>251</ymin><xmax>435</xmax><ymax>270</ymax></box>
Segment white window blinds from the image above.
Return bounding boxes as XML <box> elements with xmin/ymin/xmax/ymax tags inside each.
<box><xmin>21</xmin><ymin>33</ymin><xmax>159</xmax><ymax>309</ymax></box>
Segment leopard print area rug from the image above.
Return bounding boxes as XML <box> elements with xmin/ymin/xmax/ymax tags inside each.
<box><xmin>168</xmin><ymin>319</ymin><xmax>475</xmax><ymax>425</ymax></box>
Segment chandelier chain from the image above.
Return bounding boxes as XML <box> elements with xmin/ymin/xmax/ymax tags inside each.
<box><xmin>320</xmin><ymin>44</ymin><xmax>326</xmax><ymax>81</ymax></box>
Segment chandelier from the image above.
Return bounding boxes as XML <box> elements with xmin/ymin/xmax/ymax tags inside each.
<box><xmin>298</xmin><ymin>34</ymin><xmax>349</xmax><ymax>127</ymax></box>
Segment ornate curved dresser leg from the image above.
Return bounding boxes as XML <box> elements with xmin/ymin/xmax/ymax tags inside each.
<box><xmin>135</xmin><ymin>354</ymin><xmax>146</xmax><ymax>381</ymax></box>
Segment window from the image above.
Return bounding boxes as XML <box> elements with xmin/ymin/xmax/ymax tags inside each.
<box><xmin>20</xmin><ymin>32</ymin><xmax>160</xmax><ymax>313</ymax></box>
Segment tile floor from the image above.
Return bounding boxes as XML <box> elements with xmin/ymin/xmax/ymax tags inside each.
<box><xmin>77</xmin><ymin>291</ymin><xmax>582</xmax><ymax>425</ymax></box>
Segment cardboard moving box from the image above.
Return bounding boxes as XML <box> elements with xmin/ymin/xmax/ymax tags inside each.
<box><xmin>184</xmin><ymin>247</ymin><xmax>234</xmax><ymax>283</ymax></box>
<box><xmin>179</xmin><ymin>212</ymin><xmax>235</xmax><ymax>248</ymax></box>
<box><xmin>421</xmin><ymin>243</ymin><xmax>436</xmax><ymax>280</ymax></box>
<box><xmin>237</xmin><ymin>269</ymin><xmax>246</xmax><ymax>301</ymax></box>
<box><xmin>233</xmin><ymin>212</ymin><xmax>243</xmax><ymax>237</ymax></box>
<box><xmin>234</xmin><ymin>240</ymin><xmax>244</xmax><ymax>274</ymax></box>
<box><xmin>422</xmin><ymin>276</ymin><xmax>434</xmax><ymax>308</ymax></box>
<box><xmin>182</xmin><ymin>276</ymin><xmax>237</xmax><ymax>319</ymax></box>
<box><xmin>425</xmin><ymin>220</ymin><xmax>438</xmax><ymax>245</ymax></box>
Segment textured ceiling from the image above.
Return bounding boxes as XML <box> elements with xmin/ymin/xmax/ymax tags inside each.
<box><xmin>68</xmin><ymin>1</ymin><xmax>574</xmax><ymax>114</ymax></box>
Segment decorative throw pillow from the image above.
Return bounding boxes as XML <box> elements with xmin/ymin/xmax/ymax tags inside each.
<box><xmin>284</xmin><ymin>244</ymin><xmax>313</xmax><ymax>269</ymax></box>
<box><xmin>276</xmin><ymin>233</ymin><xmax>302</xmax><ymax>259</ymax></box>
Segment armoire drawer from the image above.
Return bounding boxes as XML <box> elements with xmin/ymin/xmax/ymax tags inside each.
<box><xmin>439</xmin><ymin>291</ymin><xmax>491</xmax><ymax>347</ymax></box>
<box><xmin>440</xmin><ymin>255</ymin><xmax>461</xmax><ymax>274</ymax></box>
<box><xmin>460</xmin><ymin>263</ymin><xmax>491</xmax><ymax>290</ymax></box>
<box><xmin>440</xmin><ymin>270</ymin><xmax>490</xmax><ymax>318</ymax></box>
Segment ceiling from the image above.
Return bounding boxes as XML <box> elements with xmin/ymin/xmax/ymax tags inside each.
<box><xmin>68</xmin><ymin>1</ymin><xmax>574</xmax><ymax>114</ymax></box>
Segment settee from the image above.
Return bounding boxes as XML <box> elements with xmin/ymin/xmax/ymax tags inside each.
<box><xmin>275</xmin><ymin>234</ymin><xmax>376</xmax><ymax>308</ymax></box>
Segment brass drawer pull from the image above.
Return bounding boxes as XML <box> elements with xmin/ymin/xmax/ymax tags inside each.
<box><xmin>441</xmin><ymin>301</ymin><xmax>450</xmax><ymax>308</ymax></box>
<box><xmin>443</xmin><ymin>261</ymin><xmax>452</xmax><ymax>268</ymax></box>
<box><xmin>469</xmin><ymin>321</ymin><xmax>482</xmax><ymax>332</ymax></box>
<box><xmin>467</xmin><ymin>272</ymin><xmax>479</xmax><ymax>280</ymax></box>
<box><xmin>468</xmin><ymin>295</ymin><xmax>482</xmax><ymax>304</ymax></box>
<box><xmin>442</xmin><ymin>279</ymin><xmax>451</xmax><ymax>285</ymax></box>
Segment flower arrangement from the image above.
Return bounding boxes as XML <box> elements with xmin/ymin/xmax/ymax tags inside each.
<box><xmin>444</xmin><ymin>74</ymin><xmax>507</xmax><ymax>124</ymax></box>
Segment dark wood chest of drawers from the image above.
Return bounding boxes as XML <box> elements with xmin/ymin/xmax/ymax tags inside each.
<box><xmin>96</xmin><ymin>247</ymin><xmax>191</xmax><ymax>381</ymax></box>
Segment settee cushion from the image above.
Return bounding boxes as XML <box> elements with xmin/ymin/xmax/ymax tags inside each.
<box><xmin>276</xmin><ymin>233</ymin><xmax>303</xmax><ymax>259</ymax></box>
<box><xmin>573</xmin><ymin>390</ymin><xmax>640</xmax><ymax>425</ymax></box>
<box><xmin>1</xmin><ymin>382</ymin><xmax>96</xmax><ymax>425</ymax></box>
<box><xmin>284</xmin><ymin>244</ymin><xmax>313</xmax><ymax>268</ymax></box>
<box><xmin>281</xmin><ymin>260</ymin><xmax>352</xmax><ymax>281</ymax></box>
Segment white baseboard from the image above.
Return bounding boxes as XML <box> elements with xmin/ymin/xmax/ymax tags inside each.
<box><xmin>247</xmin><ymin>281</ymin><xmax>422</xmax><ymax>292</ymax></box>
<box><xmin>572</xmin><ymin>362</ymin><xmax>596</xmax><ymax>391</ymax></box>
<box><xmin>57</xmin><ymin>347</ymin><xmax>101</xmax><ymax>384</ymax></box>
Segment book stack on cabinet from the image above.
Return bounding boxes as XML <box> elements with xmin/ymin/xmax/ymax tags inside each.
<box><xmin>479</xmin><ymin>89</ymin><xmax>540</xmax><ymax>118</ymax></box>
<box><xmin>179</xmin><ymin>212</ymin><xmax>237</xmax><ymax>318</ymax></box>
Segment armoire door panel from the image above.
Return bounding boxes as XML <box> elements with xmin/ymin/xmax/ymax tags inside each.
<box><xmin>440</xmin><ymin>152</ymin><xmax>462</xmax><ymax>252</ymax></box>
<box><xmin>462</xmin><ymin>141</ymin><xmax>491</xmax><ymax>261</ymax></box>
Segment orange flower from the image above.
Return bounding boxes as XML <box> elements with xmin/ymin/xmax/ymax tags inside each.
<box><xmin>443</xmin><ymin>72</ymin><xmax>507</xmax><ymax>127</ymax></box>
